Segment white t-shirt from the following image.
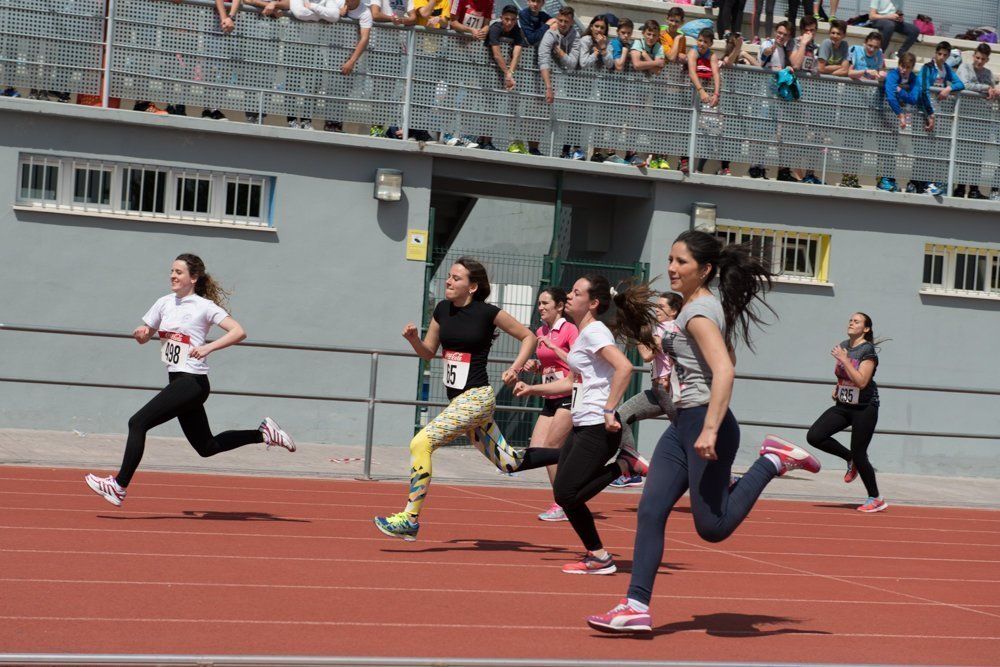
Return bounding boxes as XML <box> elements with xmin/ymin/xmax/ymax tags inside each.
<box><xmin>566</xmin><ymin>321</ymin><xmax>617</xmax><ymax>427</ymax></box>
<box><xmin>142</xmin><ymin>293</ymin><xmax>229</xmax><ymax>374</ymax></box>
<box><xmin>870</xmin><ymin>0</ymin><xmax>898</xmax><ymax>15</ymax></box>
<box><xmin>367</xmin><ymin>0</ymin><xmax>412</xmax><ymax>16</ymax></box>
<box><xmin>345</xmin><ymin>0</ymin><xmax>374</xmax><ymax>27</ymax></box>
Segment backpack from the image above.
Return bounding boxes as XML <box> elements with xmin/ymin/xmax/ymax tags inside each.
<box><xmin>680</xmin><ymin>18</ymin><xmax>715</xmax><ymax>38</ymax></box>
<box><xmin>770</xmin><ymin>68</ymin><xmax>801</xmax><ymax>101</ymax></box>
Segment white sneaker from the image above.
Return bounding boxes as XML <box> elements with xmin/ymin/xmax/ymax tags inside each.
<box><xmin>85</xmin><ymin>473</ymin><xmax>126</xmax><ymax>506</ymax></box>
<box><xmin>260</xmin><ymin>417</ymin><xmax>296</xmax><ymax>452</ymax></box>
<box><xmin>287</xmin><ymin>119</ymin><xmax>299</xmax><ymax>129</ymax></box>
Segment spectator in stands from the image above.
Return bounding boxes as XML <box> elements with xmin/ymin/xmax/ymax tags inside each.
<box><xmin>519</xmin><ymin>0</ymin><xmax>556</xmax><ymax>47</ymax></box>
<box><xmin>215</xmin><ymin>0</ymin><xmax>240</xmax><ymax>33</ymax></box>
<box><xmin>790</xmin><ymin>15</ymin><xmax>820</xmax><ymax>76</ymax></box>
<box><xmin>411</xmin><ymin>0</ymin><xmax>450</xmax><ymax>28</ymax></box>
<box><xmin>717</xmin><ymin>0</ymin><xmax>747</xmax><ymax>40</ymax></box>
<box><xmin>879</xmin><ymin>52</ymin><xmax>932</xmax><ymax>192</ymax></box>
<box><xmin>578</xmin><ymin>15</ymin><xmax>614</xmax><ymax>71</ymax></box>
<box><xmin>660</xmin><ymin>7</ymin><xmax>688</xmax><ymax>64</ymax></box>
<box><xmin>956</xmin><ymin>43</ymin><xmax>1000</xmax><ymax>199</ymax></box>
<box><xmin>369</xmin><ymin>0</ymin><xmax>415</xmax><ymax>24</ymax></box>
<box><xmin>724</xmin><ymin>32</ymin><xmax>758</xmax><ymax>66</ymax></box>
<box><xmin>483</xmin><ymin>4</ymin><xmax>527</xmax><ymax>153</ymax></box>
<box><xmin>631</xmin><ymin>19</ymin><xmax>666</xmax><ymax>75</ymax></box>
<box><xmin>848</xmin><ymin>30</ymin><xmax>886</xmax><ymax>81</ymax></box>
<box><xmin>785</xmin><ymin>0</ymin><xmax>814</xmax><ymax>37</ymax></box>
<box><xmin>757</xmin><ymin>21</ymin><xmax>793</xmax><ymax>181</ymax></box>
<box><xmin>284</xmin><ymin>0</ymin><xmax>343</xmax><ymax>22</ymax></box>
<box><xmin>450</xmin><ymin>0</ymin><xmax>494</xmax><ymax>39</ymax></box>
<box><xmin>918</xmin><ymin>41</ymin><xmax>964</xmax><ymax>102</ymax></box>
<box><xmin>868</xmin><ymin>0</ymin><xmax>920</xmax><ymax>57</ymax></box>
<box><xmin>687</xmin><ymin>28</ymin><xmax>732</xmax><ymax>176</ymax></box>
<box><xmin>611</xmin><ymin>18</ymin><xmax>634</xmax><ymax>72</ymax></box>
<box><xmin>539</xmin><ymin>7</ymin><xmax>580</xmax><ymax>105</ymax></box>
<box><xmin>340</xmin><ymin>0</ymin><xmax>374</xmax><ymax>75</ymax></box>
<box><xmin>817</xmin><ymin>19</ymin><xmax>850</xmax><ymax>76</ymax></box>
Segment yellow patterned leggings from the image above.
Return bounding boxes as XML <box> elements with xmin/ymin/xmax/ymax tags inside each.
<box><xmin>404</xmin><ymin>385</ymin><xmax>520</xmax><ymax>520</ymax></box>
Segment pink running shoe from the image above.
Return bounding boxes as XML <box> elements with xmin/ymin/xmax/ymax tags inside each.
<box><xmin>759</xmin><ymin>435</ymin><xmax>821</xmax><ymax>476</ymax></box>
<box><xmin>260</xmin><ymin>417</ymin><xmax>296</xmax><ymax>452</ymax></box>
<box><xmin>85</xmin><ymin>473</ymin><xmax>126</xmax><ymax>506</ymax></box>
<box><xmin>587</xmin><ymin>599</ymin><xmax>652</xmax><ymax>633</ymax></box>
<box><xmin>538</xmin><ymin>503</ymin><xmax>568</xmax><ymax>522</ymax></box>
<box><xmin>844</xmin><ymin>462</ymin><xmax>858</xmax><ymax>483</ymax></box>
<box><xmin>617</xmin><ymin>449</ymin><xmax>649</xmax><ymax>477</ymax></box>
<box><xmin>562</xmin><ymin>552</ymin><xmax>616</xmax><ymax>575</ymax></box>
<box><xmin>858</xmin><ymin>497</ymin><xmax>888</xmax><ymax>513</ymax></box>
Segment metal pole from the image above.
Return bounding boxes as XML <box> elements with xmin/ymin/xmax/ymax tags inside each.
<box><xmin>360</xmin><ymin>351</ymin><xmax>379</xmax><ymax>481</ymax></box>
<box><xmin>100</xmin><ymin>0</ymin><xmax>117</xmax><ymax>108</ymax></box>
<box><xmin>946</xmin><ymin>96</ymin><xmax>960</xmax><ymax>195</ymax></box>
<box><xmin>688</xmin><ymin>89</ymin><xmax>698</xmax><ymax>172</ymax></box>
<box><xmin>257</xmin><ymin>90</ymin><xmax>263</xmax><ymax>124</ymax></box>
<box><xmin>401</xmin><ymin>30</ymin><xmax>415</xmax><ymax>139</ymax></box>
<box><xmin>821</xmin><ymin>146</ymin><xmax>828</xmax><ymax>184</ymax></box>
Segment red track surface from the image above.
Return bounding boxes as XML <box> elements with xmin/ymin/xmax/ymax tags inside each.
<box><xmin>2</xmin><ymin>465</ymin><xmax>999</xmax><ymax>665</ymax></box>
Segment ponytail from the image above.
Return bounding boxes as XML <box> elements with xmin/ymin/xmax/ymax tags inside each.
<box><xmin>855</xmin><ymin>311</ymin><xmax>891</xmax><ymax>350</ymax></box>
<box><xmin>176</xmin><ymin>253</ymin><xmax>231</xmax><ymax>311</ymax></box>
<box><xmin>674</xmin><ymin>230</ymin><xmax>775</xmax><ymax>351</ymax></box>
<box><xmin>610</xmin><ymin>279</ymin><xmax>659</xmax><ymax>350</ymax></box>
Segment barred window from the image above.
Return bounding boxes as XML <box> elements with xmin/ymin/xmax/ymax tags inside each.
<box><xmin>923</xmin><ymin>244</ymin><xmax>1000</xmax><ymax>297</ymax></box>
<box><xmin>15</xmin><ymin>154</ymin><xmax>273</xmax><ymax>228</ymax></box>
<box><xmin>716</xmin><ymin>225</ymin><xmax>830</xmax><ymax>283</ymax></box>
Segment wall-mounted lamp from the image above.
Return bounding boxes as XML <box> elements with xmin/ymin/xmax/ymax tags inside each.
<box><xmin>374</xmin><ymin>168</ymin><xmax>403</xmax><ymax>202</ymax></box>
<box><xmin>690</xmin><ymin>202</ymin><xmax>717</xmax><ymax>233</ymax></box>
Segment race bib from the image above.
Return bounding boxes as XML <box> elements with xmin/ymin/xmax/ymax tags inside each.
<box><xmin>836</xmin><ymin>383</ymin><xmax>860</xmax><ymax>405</ymax></box>
<box><xmin>442</xmin><ymin>350</ymin><xmax>471</xmax><ymax>389</ymax></box>
<box><xmin>542</xmin><ymin>366</ymin><xmax>566</xmax><ymax>384</ymax></box>
<box><xmin>570</xmin><ymin>373</ymin><xmax>583</xmax><ymax>411</ymax></box>
<box><xmin>462</xmin><ymin>9</ymin><xmax>485</xmax><ymax>29</ymax></box>
<box><xmin>159</xmin><ymin>331</ymin><xmax>191</xmax><ymax>367</ymax></box>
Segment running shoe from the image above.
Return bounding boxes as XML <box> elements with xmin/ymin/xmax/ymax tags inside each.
<box><xmin>968</xmin><ymin>186</ymin><xmax>987</xmax><ymax>200</ymax></box>
<box><xmin>876</xmin><ymin>176</ymin><xmax>898</xmax><ymax>192</ymax></box>
<box><xmin>844</xmin><ymin>462</ymin><xmax>858</xmax><ymax>483</ymax></box>
<box><xmin>586</xmin><ymin>599</ymin><xmax>652</xmax><ymax>633</ymax></box>
<box><xmin>952</xmin><ymin>185</ymin><xmax>966</xmax><ymax>198</ymax></box>
<box><xmin>373</xmin><ymin>512</ymin><xmax>419</xmax><ymax>540</ymax></box>
<box><xmin>716</xmin><ymin>167</ymin><xmax>731</xmax><ymax>176</ymax></box>
<box><xmin>678</xmin><ymin>157</ymin><xmax>689</xmax><ymax>175</ymax></box>
<box><xmin>758</xmin><ymin>435</ymin><xmax>821</xmax><ymax>476</ymax></box>
<box><xmin>610</xmin><ymin>474</ymin><xmax>644</xmax><ymax>488</ymax></box>
<box><xmin>604</xmin><ymin>154</ymin><xmax>629</xmax><ymax>165</ymax></box>
<box><xmin>369</xmin><ymin>124</ymin><xmax>388</xmax><ymax>137</ymax></box>
<box><xmin>507</xmin><ymin>140</ymin><xmax>527</xmax><ymax>154</ymax></box>
<box><xmin>538</xmin><ymin>503</ymin><xmax>568</xmax><ymax>522</ymax></box>
<box><xmin>85</xmin><ymin>473</ymin><xmax>126</xmax><ymax>506</ymax></box>
<box><xmin>259</xmin><ymin>417</ymin><xmax>296</xmax><ymax>452</ymax></box>
<box><xmin>990</xmin><ymin>188</ymin><xmax>1000</xmax><ymax>201</ymax></box>
<box><xmin>571</xmin><ymin>149</ymin><xmax>586</xmax><ymax>161</ymax></box>
<box><xmin>858</xmin><ymin>497</ymin><xmax>888</xmax><ymax>513</ymax></box>
<box><xmin>479</xmin><ymin>142</ymin><xmax>498</xmax><ymax>151</ymax></box>
<box><xmin>528</xmin><ymin>146</ymin><xmax>542</xmax><ymax>156</ymax></box>
<box><xmin>748</xmin><ymin>165</ymin><xmax>768</xmax><ymax>179</ymax></box>
<box><xmin>324</xmin><ymin>120</ymin><xmax>343</xmax><ymax>132</ymax></box>
<box><xmin>562</xmin><ymin>551</ymin><xmax>616</xmax><ymax>575</ymax></box>
<box><xmin>777</xmin><ymin>167</ymin><xmax>800</xmax><ymax>182</ymax></box>
<box><xmin>839</xmin><ymin>173</ymin><xmax>860</xmax><ymax>188</ymax></box>
<box><xmin>617</xmin><ymin>449</ymin><xmax>649</xmax><ymax>477</ymax></box>
<box><xmin>924</xmin><ymin>182</ymin><xmax>943</xmax><ymax>196</ymax></box>
<box><xmin>801</xmin><ymin>173</ymin><xmax>823</xmax><ymax>185</ymax></box>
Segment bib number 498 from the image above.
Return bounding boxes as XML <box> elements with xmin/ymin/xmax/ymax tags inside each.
<box><xmin>159</xmin><ymin>331</ymin><xmax>191</xmax><ymax>367</ymax></box>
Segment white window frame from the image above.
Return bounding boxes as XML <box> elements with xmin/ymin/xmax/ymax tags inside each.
<box><xmin>921</xmin><ymin>243</ymin><xmax>1000</xmax><ymax>300</ymax></box>
<box><xmin>716</xmin><ymin>225</ymin><xmax>831</xmax><ymax>285</ymax></box>
<box><xmin>14</xmin><ymin>154</ymin><xmax>274</xmax><ymax>230</ymax></box>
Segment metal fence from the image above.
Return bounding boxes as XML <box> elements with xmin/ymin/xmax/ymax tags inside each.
<box><xmin>3</xmin><ymin>0</ymin><xmax>1000</xmax><ymax>191</ymax></box>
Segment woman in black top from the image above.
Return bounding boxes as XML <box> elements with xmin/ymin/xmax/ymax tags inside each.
<box><xmin>806</xmin><ymin>312</ymin><xmax>887</xmax><ymax>513</ymax></box>
<box><xmin>374</xmin><ymin>257</ymin><xmax>536</xmax><ymax>540</ymax></box>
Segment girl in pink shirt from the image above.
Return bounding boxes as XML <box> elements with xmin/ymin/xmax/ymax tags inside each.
<box><xmin>522</xmin><ymin>287</ymin><xmax>579</xmax><ymax>522</ymax></box>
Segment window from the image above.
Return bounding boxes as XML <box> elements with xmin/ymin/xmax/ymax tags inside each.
<box><xmin>15</xmin><ymin>154</ymin><xmax>273</xmax><ymax>228</ymax></box>
<box><xmin>716</xmin><ymin>225</ymin><xmax>830</xmax><ymax>283</ymax></box>
<box><xmin>923</xmin><ymin>244</ymin><xmax>1000</xmax><ymax>297</ymax></box>
<box><xmin>19</xmin><ymin>157</ymin><xmax>59</xmax><ymax>202</ymax></box>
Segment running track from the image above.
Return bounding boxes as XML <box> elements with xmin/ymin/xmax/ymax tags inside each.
<box><xmin>1</xmin><ymin>466</ymin><xmax>999</xmax><ymax>665</ymax></box>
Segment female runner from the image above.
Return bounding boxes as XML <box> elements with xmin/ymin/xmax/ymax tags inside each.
<box><xmin>373</xmin><ymin>257</ymin><xmax>535</xmax><ymax>541</ymax></box>
<box><xmin>587</xmin><ymin>231</ymin><xmax>821</xmax><ymax>631</ymax></box>
<box><xmin>806</xmin><ymin>312</ymin><xmax>887</xmax><ymax>512</ymax></box>
<box><xmin>85</xmin><ymin>253</ymin><xmax>295</xmax><ymax>506</ymax></box>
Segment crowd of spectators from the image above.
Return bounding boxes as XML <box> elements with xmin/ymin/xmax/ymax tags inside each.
<box><xmin>5</xmin><ymin>0</ymin><xmax>1000</xmax><ymax>198</ymax></box>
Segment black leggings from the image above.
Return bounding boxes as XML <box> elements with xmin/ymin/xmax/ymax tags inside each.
<box><xmin>628</xmin><ymin>405</ymin><xmax>776</xmax><ymax>606</ymax></box>
<box><xmin>807</xmin><ymin>402</ymin><xmax>879</xmax><ymax>498</ymax></box>
<box><xmin>115</xmin><ymin>372</ymin><xmax>263</xmax><ymax>487</ymax></box>
<box><xmin>517</xmin><ymin>423</ymin><xmax>622</xmax><ymax>552</ymax></box>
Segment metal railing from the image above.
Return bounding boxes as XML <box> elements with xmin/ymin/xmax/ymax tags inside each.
<box><xmin>2</xmin><ymin>323</ymin><xmax>996</xmax><ymax>483</ymax></box>
<box><xmin>3</xmin><ymin>0</ymin><xmax>1000</xmax><ymax>191</ymax></box>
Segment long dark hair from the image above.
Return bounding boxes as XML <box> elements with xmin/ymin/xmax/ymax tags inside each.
<box><xmin>674</xmin><ymin>230</ymin><xmax>775</xmax><ymax>350</ymax></box>
<box><xmin>854</xmin><ymin>311</ymin><xmax>890</xmax><ymax>348</ymax></box>
<box><xmin>454</xmin><ymin>256</ymin><xmax>491</xmax><ymax>302</ymax></box>
<box><xmin>176</xmin><ymin>253</ymin><xmax>230</xmax><ymax>310</ymax></box>
<box><xmin>584</xmin><ymin>14</ymin><xmax>608</xmax><ymax>39</ymax></box>
<box><xmin>581</xmin><ymin>274</ymin><xmax>659</xmax><ymax>350</ymax></box>
<box><xmin>659</xmin><ymin>291</ymin><xmax>684</xmax><ymax>317</ymax></box>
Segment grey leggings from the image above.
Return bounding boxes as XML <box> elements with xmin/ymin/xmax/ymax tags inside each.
<box><xmin>618</xmin><ymin>382</ymin><xmax>675</xmax><ymax>455</ymax></box>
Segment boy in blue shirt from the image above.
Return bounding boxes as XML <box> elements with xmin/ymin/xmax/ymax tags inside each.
<box><xmin>518</xmin><ymin>0</ymin><xmax>555</xmax><ymax>47</ymax></box>
<box><xmin>879</xmin><ymin>52</ymin><xmax>933</xmax><ymax>192</ymax></box>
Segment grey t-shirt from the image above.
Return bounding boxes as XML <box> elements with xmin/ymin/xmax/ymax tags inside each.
<box><xmin>818</xmin><ymin>39</ymin><xmax>849</xmax><ymax>67</ymax></box>
<box><xmin>834</xmin><ymin>339</ymin><xmax>880</xmax><ymax>406</ymax></box>
<box><xmin>662</xmin><ymin>295</ymin><xmax>726</xmax><ymax>408</ymax></box>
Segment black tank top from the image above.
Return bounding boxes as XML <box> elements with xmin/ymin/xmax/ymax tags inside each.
<box><xmin>433</xmin><ymin>299</ymin><xmax>501</xmax><ymax>399</ymax></box>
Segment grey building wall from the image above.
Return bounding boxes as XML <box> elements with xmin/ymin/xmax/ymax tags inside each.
<box><xmin>1</xmin><ymin>101</ymin><xmax>998</xmax><ymax>478</ymax></box>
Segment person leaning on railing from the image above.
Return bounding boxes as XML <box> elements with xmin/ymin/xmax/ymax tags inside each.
<box><xmin>481</xmin><ymin>5</ymin><xmax>528</xmax><ymax>153</ymax></box>
<box><xmin>877</xmin><ymin>51</ymin><xmax>930</xmax><ymax>193</ymax></box>
<box><xmin>518</xmin><ymin>0</ymin><xmax>556</xmax><ymax>48</ymax></box>
<box><xmin>955</xmin><ymin>43</ymin><xmax>1000</xmax><ymax>200</ymax></box>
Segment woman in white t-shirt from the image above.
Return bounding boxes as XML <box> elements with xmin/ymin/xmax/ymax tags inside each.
<box><xmin>84</xmin><ymin>254</ymin><xmax>295</xmax><ymax>506</ymax></box>
<box><xmin>514</xmin><ymin>274</ymin><xmax>657</xmax><ymax>576</ymax></box>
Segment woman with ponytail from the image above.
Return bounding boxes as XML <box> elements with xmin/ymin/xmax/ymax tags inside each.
<box><xmin>512</xmin><ymin>275</ymin><xmax>656</xmax><ymax>575</ymax></box>
<box><xmin>588</xmin><ymin>230</ymin><xmax>821</xmax><ymax>633</ymax></box>
<box><xmin>805</xmin><ymin>312</ymin><xmax>887</xmax><ymax>513</ymax></box>
<box><xmin>85</xmin><ymin>254</ymin><xmax>295</xmax><ymax>506</ymax></box>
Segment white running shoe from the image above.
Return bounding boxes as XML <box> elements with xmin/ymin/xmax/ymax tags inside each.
<box><xmin>85</xmin><ymin>473</ymin><xmax>126</xmax><ymax>506</ymax></box>
<box><xmin>260</xmin><ymin>417</ymin><xmax>296</xmax><ymax>452</ymax></box>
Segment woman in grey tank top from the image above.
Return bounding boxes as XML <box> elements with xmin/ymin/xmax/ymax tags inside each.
<box><xmin>587</xmin><ymin>230</ymin><xmax>822</xmax><ymax>634</ymax></box>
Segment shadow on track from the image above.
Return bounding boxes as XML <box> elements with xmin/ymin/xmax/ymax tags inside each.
<box><xmin>97</xmin><ymin>510</ymin><xmax>309</xmax><ymax>522</ymax></box>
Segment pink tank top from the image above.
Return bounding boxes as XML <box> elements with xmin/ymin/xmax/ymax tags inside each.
<box><xmin>652</xmin><ymin>320</ymin><xmax>678</xmax><ymax>380</ymax></box>
<box><xmin>535</xmin><ymin>318</ymin><xmax>578</xmax><ymax>399</ymax></box>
